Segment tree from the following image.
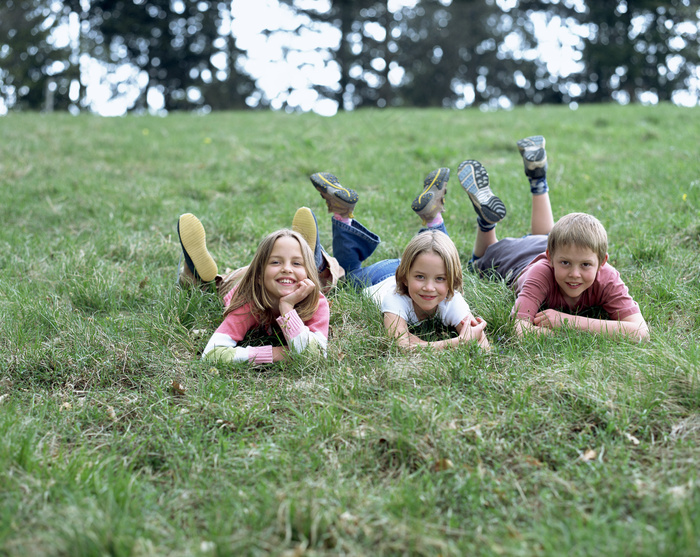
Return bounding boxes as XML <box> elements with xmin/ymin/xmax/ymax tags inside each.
<box><xmin>391</xmin><ymin>0</ymin><xmax>543</xmax><ymax>108</ymax></box>
<box><xmin>522</xmin><ymin>0</ymin><xmax>700</xmax><ymax>104</ymax></box>
<box><xmin>0</xmin><ymin>0</ymin><xmax>75</xmax><ymax>111</ymax></box>
<box><xmin>276</xmin><ymin>0</ymin><xmax>387</xmax><ymax>111</ymax></box>
<box><xmin>277</xmin><ymin>0</ymin><xmax>546</xmax><ymax>110</ymax></box>
<box><xmin>580</xmin><ymin>0</ymin><xmax>699</xmax><ymax>103</ymax></box>
<box><xmin>65</xmin><ymin>0</ymin><xmax>255</xmax><ymax>111</ymax></box>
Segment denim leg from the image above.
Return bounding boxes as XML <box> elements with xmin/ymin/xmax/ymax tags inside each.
<box><xmin>352</xmin><ymin>223</ymin><xmax>446</xmax><ymax>287</ymax></box>
<box><xmin>332</xmin><ymin>218</ymin><xmax>379</xmax><ymax>272</ymax></box>
<box><xmin>347</xmin><ymin>258</ymin><xmax>400</xmax><ymax>287</ymax></box>
<box><xmin>417</xmin><ymin>222</ymin><xmax>449</xmax><ymax>237</ymax></box>
<box><xmin>332</xmin><ymin>218</ymin><xmax>399</xmax><ymax>287</ymax></box>
<box><xmin>332</xmin><ymin>220</ymin><xmax>449</xmax><ymax>289</ymax></box>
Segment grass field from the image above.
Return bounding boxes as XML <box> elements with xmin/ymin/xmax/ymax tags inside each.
<box><xmin>1</xmin><ymin>103</ymin><xmax>699</xmax><ymax>556</ymax></box>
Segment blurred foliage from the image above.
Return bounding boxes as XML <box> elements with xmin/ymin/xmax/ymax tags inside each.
<box><xmin>0</xmin><ymin>0</ymin><xmax>75</xmax><ymax>110</ymax></box>
<box><xmin>1</xmin><ymin>0</ymin><xmax>698</xmax><ymax>113</ymax></box>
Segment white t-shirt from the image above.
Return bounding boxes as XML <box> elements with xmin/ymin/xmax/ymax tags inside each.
<box><xmin>364</xmin><ymin>276</ymin><xmax>471</xmax><ymax>327</ymax></box>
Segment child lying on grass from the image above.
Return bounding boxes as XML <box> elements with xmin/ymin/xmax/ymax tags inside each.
<box><xmin>463</xmin><ymin>135</ymin><xmax>649</xmax><ymax>341</ymax></box>
<box><xmin>176</xmin><ymin>213</ymin><xmax>333</xmax><ymax>364</ymax></box>
<box><xmin>306</xmin><ymin>169</ymin><xmax>491</xmax><ymax>351</ymax></box>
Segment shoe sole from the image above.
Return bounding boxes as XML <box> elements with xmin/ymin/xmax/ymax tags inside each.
<box><xmin>310</xmin><ymin>173</ymin><xmax>358</xmax><ymax>217</ymax></box>
<box><xmin>177</xmin><ymin>213</ymin><xmax>218</xmax><ymax>282</ymax></box>
<box><xmin>292</xmin><ymin>207</ymin><xmax>319</xmax><ymax>253</ymax></box>
<box><xmin>458</xmin><ymin>160</ymin><xmax>506</xmax><ymax>224</ymax></box>
<box><xmin>517</xmin><ymin>135</ymin><xmax>547</xmax><ymax>178</ymax></box>
<box><xmin>411</xmin><ymin>168</ymin><xmax>450</xmax><ymax>217</ymax></box>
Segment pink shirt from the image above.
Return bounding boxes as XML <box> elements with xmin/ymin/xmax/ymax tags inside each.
<box><xmin>513</xmin><ymin>254</ymin><xmax>640</xmax><ymax>321</ymax></box>
<box><xmin>203</xmin><ymin>289</ymin><xmax>330</xmax><ymax>363</ymax></box>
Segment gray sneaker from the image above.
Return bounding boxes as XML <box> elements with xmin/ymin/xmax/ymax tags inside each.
<box><xmin>517</xmin><ymin>135</ymin><xmax>547</xmax><ymax>179</ymax></box>
<box><xmin>458</xmin><ymin>160</ymin><xmax>506</xmax><ymax>224</ymax></box>
<box><xmin>310</xmin><ymin>172</ymin><xmax>358</xmax><ymax>219</ymax></box>
<box><xmin>411</xmin><ymin>167</ymin><xmax>450</xmax><ymax>224</ymax></box>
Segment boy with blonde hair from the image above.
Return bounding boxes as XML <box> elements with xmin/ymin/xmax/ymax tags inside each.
<box><xmin>460</xmin><ymin>136</ymin><xmax>648</xmax><ymax>341</ymax></box>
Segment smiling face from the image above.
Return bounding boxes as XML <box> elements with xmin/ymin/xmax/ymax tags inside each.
<box><xmin>404</xmin><ymin>251</ymin><xmax>449</xmax><ymax>320</ymax></box>
<box><xmin>547</xmin><ymin>245</ymin><xmax>607</xmax><ymax>304</ymax></box>
<box><xmin>263</xmin><ymin>236</ymin><xmax>309</xmax><ymax>304</ymax></box>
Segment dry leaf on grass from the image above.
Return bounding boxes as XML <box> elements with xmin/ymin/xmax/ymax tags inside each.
<box><xmin>171</xmin><ymin>380</ymin><xmax>186</xmax><ymax>395</ymax></box>
<box><xmin>216</xmin><ymin>419</ymin><xmax>236</xmax><ymax>430</ymax></box>
<box><xmin>433</xmin><ymin>458</ymin><xmax>454</xmax><ymax>472</ymax></box>
<box><xmin>623</xmin><ymin>432</ymin><xmax>640</xmax><ymax>445</ymax></box>
<box><xmin>580</xmin><ymin>449</ymin><xmax>597</xmax><ymax>462</ymax></box>
<box><xmin>523</xmin><ymin>455</ymin><xmax>543</xmax><ymax>467</ymax></box>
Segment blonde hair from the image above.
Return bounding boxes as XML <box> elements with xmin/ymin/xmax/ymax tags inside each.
<box><xmin>395</xmin><ymin>230</ymin><xmax>462</xmax><ymax>298</ymax></box>
<box><xmin>224</xmin><ymin>229</ymin><xmax>321</xmax><ymax>326</ymax></box>
<box><xmin>548</xmin><ymin>212</ymin><xmax>608</xmax><ymax>263</ymax></box>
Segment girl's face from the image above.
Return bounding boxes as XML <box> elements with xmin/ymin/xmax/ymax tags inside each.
<box><xmin>404</xmin><ymin>251</ymin><xmax>449</xmax><ymax>320</ymax></box>
<box><xmin>263</xmin><ymin>237</ymin><xmax>309</xmax><ymax>303</ymax></box>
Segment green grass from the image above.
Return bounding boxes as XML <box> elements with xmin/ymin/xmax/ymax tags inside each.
<box><xmin>1</xmin><ymin>104</ymin><xmax>699</xmax><ymax>556</ymax></box>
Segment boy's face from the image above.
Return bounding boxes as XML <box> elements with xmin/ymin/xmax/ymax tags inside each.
<box><xmin>404</xmin><ymin>251</ymin><xmax>449</xmax><ymax>320</ymax></box>
<box><xmin>546</xmin><ymin>245</ymin><xmax>608</xmax><ymax>303</ymax></box>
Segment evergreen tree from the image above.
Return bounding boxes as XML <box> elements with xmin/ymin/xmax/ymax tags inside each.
<box><xmin>391</xmin><ymin>0</ymin><xmax>542</xmax><ymax>108</ymax></box>
<box><xmin>0</xmin><ymin>0</ymin><xmax>74</xmax><ymax>111</ymax></box>
<box><xmin>65</xmin><ymin>0</ymin><xmax>255</xmax><ymax>111</ymax></box>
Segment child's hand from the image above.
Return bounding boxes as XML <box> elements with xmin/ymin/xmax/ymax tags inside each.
<box><xmin>533</xmin><ymin>309</ymin><xmax>569</xmax><ymax>329</ymax></box>
<box><xmin>457</xmin><ymin>316</ymin><xmax>490</xmax><ymax>350</ymax></box>
<box><xmin>278</xmin><ymin>278</ymin><xmax>316</xmax><ymax>316</ymax></box>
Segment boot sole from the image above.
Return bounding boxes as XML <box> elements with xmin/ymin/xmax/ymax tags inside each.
<box><xmin>412</xmin><ymin>167</ymin><xmax>449</xmax><ymax>214</ymax></box>
<box><xmin>292</xmin><ymin>207</ymin><xmax>319</xmax><ymax>253</ymax></box>
<box><xmin>177</xmin><ymin>213</ymin><xmax>218</xmax><ymax>282</ymax></box>
<box><xmin>517</xmin><ymin>136</ymin><xmax>547</xmax><ymax>178</ymax></box>
<box><xmin>458</xmin><ymin>160</ymin><xmax>506</xmax><ymax>224</ymax></box>
<box><xmin>310</xmin><ymin>173</ymin><xmax>359</xmax><ymax>205</ymax></box>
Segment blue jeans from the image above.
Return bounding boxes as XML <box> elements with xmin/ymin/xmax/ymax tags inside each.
<box><xmin>331</xmin><ymin>218</ymin><xmax>449</xmax><ymax>288</ymax></box>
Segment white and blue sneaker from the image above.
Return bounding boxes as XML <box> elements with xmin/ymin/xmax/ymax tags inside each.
<box><xmin>517</xmin><ymin>135</ymin><xmax>548</xmax><ymax>179</ymax></box>
<box><xmin>458</xmin><ymin>160</ymin><xmax>506</xmax><ymax>224</ymax></box>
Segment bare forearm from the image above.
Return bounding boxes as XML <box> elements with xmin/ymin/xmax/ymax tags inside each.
<box><xmin>393</xmin><ymin>331</ymin><xmax>452</xmax><ymax>351</ymax></box>
<box><xmin>524</xmin><ymin>311</ymin><xmax>649</xmax><ymax>341</ymax></box>
<box><xmin>567</xmin><ymin>315</ymin><xmax>649</xmax><ymax>340</ymax></box>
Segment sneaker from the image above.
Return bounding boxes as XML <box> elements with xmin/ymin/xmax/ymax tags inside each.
<box><xmin>310</xmin><ymin>172</ymin><xmax>358</xmax><ymax>219</ymax></box>
<box><xmin>411</xmin><ymin>167</ymin><xmax>450</xmax><ymax>224</ymax></box>
<box><xmin>292</xmin><ymin>206</ymin><xmax>323</xmax><ymax>270</ymax></box>
<box><xmin>458</xmin><ymin>160</ymin><xmax>506</xmax><ymax>224</ymax></box>
<box><xmin>517</xmin><ymin>135</ymin><xmax>547</xmax><ymax>179</ymax></box>
<box><xmin>177</xmin><ymin>213</ymin><xmax>218</xmax><ymax>282</ymax></box>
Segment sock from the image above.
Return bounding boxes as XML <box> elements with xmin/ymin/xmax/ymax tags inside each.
<box><xmin>477</xmin><ymin>216</ymin><xmax>496</xmax><ymax>232</ymax></box>
<box><xmin>530</xmin><ymin>177</ymin><xmax>548</xmax><ymax>195</ymax></box>
<box><xmin>425</xmin><ymin>213</ymin><xmax>443</xmax><ymax>228</ymax></box>
<box><xmin>333</xmin><ymin>214</ymin><xmax>352</xmax><ymax>226</ymax></box>
<box><xmin>467</xmin><ymin>252</ymin><xmax>480</xmax><ymax>272</ymax></box>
